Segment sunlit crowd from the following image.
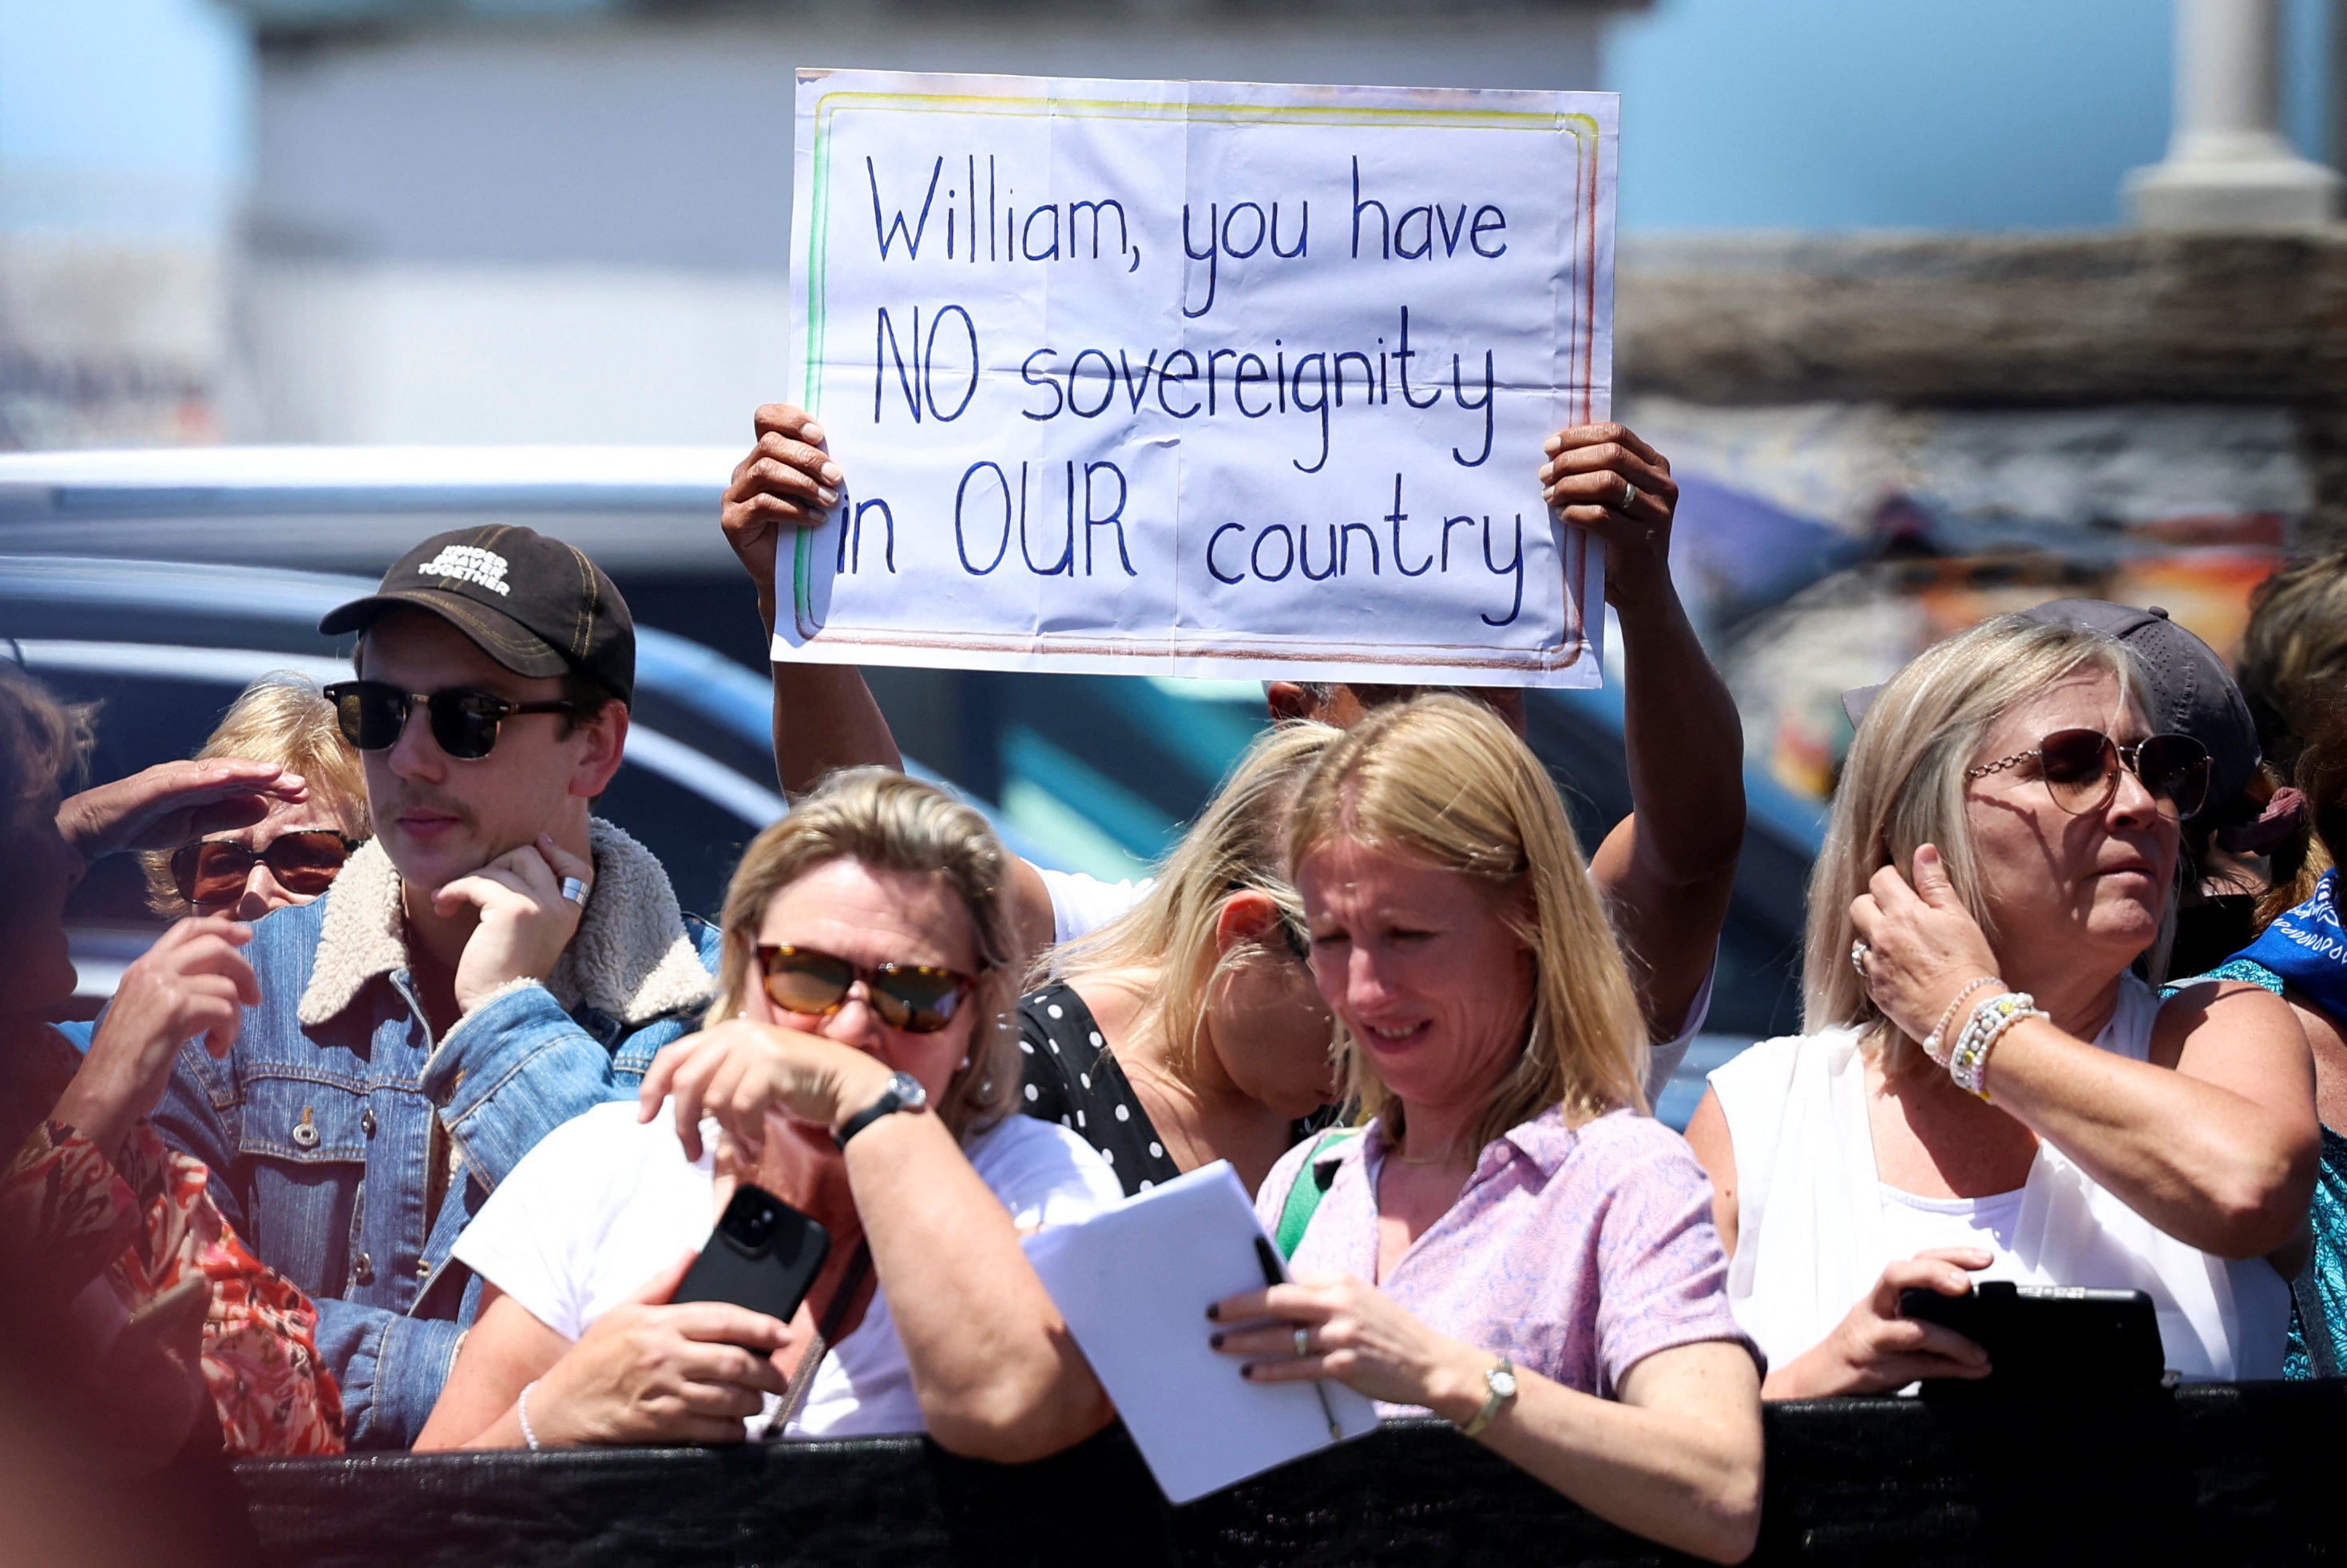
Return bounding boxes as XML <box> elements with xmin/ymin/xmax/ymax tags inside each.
<box><xmin>5</xmin><ymin>409</ymin><xmax>2344</xmax><ymax>1564</ymax></box>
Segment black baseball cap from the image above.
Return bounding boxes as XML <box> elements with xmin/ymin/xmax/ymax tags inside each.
<box><xmin>320</xmin><ymin>525</ymin><xmax>635</xmax><ymax>705</ymax></box>
<box><xmin>1842</xmin><ymin>598</ymin><xmax>2258</xmax><ymax>824</ymax></box>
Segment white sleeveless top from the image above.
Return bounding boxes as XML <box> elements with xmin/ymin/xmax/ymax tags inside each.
<box><xmin>1708</xmin><ymin>975</ymin><xmax>2289</xmax><ymax>1381</ymax></box>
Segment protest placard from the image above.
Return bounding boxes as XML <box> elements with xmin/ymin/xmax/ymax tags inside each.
<box><xmin>778</xmin><ymin>69</ymin><xmax>1616</xmax><ymax>687</ymax></box>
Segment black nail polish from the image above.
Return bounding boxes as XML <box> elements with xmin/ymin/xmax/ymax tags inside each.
<box><xmin>1209</xmin><ymin>1332</ymin><xmax>1225</xmax><ymax>1348</ymax></box>
<box><xmin>1205</xmin><ymin>1303</ymin><xmax>1220</xmax><ymax>1321</ymax></box>
<box><xmin>1239</xmin><ymin>1364</ymin><xmax>1254</xmax><ymax>1380</ymax></box>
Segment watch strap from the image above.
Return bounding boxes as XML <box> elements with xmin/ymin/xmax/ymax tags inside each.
<box><xmin>1457</xmin><ymin>1356</ymin><xmax>1516</xmax><ymax>1439</ymax></box>
<box><xmin>834</xmin><ymin>1071</ymin><xmax>924</xmax><ymax>1150</ymax></box>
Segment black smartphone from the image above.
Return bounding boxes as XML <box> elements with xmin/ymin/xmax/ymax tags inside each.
<box><xmin>1897</xmin><ymin>1281</ymin><xmax>2164</xmax><ymax>1394</ymax></box>
<box><xmin>672</xmin><ymin>1183</ymin><xmax>831</xmax><ymax>1332</ymax></box>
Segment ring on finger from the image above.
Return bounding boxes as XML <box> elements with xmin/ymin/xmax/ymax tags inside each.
<box><xmin>1849</xmin><ymin>940</ymin><xmax>1870</xmax><ymax>979</ymax></box>
<box><xmin>560</xmin><ymin>877</ymin><xmax>591</xmax><ymax>907</ymax></box>
<box><xmin>1293</xmin><ymin>1326</ymin><xmax>1313</xmax><ymax>1358</ymax></box>
<box><xmin>1616</xmin><ymin>478</ymin><xmax>1639</xmax><ymax>513</ymax></box>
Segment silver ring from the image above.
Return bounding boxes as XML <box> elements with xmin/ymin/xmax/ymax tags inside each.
<box><xmin>1616</xmin><ymin>479</ymin><xmax>1639</xmax><ymax>513</ymax></box>
<box><xmin>1293</xmin><ymin>1326</ymin><xmax>1312</xmax><ymax>1358</ymax></box>
<box><xmin>561</xmin><ymin>877</ymin><xmax>590</xmax><ymax>906</ymax></box>
<box><xmin>1850</xmin><ymin>940</ymin><xmax>1870</xmax><ymax>979</ymax></box>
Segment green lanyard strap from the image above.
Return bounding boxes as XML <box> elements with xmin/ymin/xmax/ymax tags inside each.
<box><xmin>1272</xmin><ymin>1128</ymin><xmax>1363</xmax><ymax>1260</ymax></box>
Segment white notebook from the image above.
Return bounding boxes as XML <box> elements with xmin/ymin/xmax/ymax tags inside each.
<box><xmin>1023</xmin><ymin>1160</ymin><xmax>1381</xmax><ymax>1503</ymax></box>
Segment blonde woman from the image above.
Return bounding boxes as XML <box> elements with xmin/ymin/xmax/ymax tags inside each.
<box><xmin>1214</xmin><ymin>696</ymin><xmax>1762</xmax><ymax>1566</ymax></box>
<box><xmin>418</xmin><ymin>770</ymin><xmax>1119</xmax><ymax>1457</ymax></box>
<box><xmin>1686</xmin><ymin>616</ymin><xmax>2315</xmax><ymax>1397</ymax></box>
<box><xmin>1021</xmin><ymin>721</ymin><xmax>1341</xmax><ymax>1196</ymax></box>
<box><xmin>141</xmin><ymin>673</ymin><xmax>371</xmax><ymax>921</ymax></box>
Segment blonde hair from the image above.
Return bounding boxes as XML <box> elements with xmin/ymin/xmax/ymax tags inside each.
<box><xmin>1286</xmin><ymin>695</ymin><xmax>1646</xmax><ymax>1154</ymax></box>
<box><xmin>142</xmin><ymin>673</ymin><xmax>370</xmax><ymax>916</ymax></box>
<box><xmin>707</xmin><ymin>767</ymin><xmax>1019</xmax><ymax>1140</ymax></box>
<box><xmin>1807</xmin><ymin>616</ymin><xmax>2146</xmax><ymax>1067</ymax></box>
<box><xmin>1050</xmin><ymin>720</ymin><xmax>1340</xmax><ymax>1083</ymax></box>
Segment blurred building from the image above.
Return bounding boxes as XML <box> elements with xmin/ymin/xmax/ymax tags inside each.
<box><xmin>221</xmin><ymin>0</ymin><xmax>1634</xmax><ymax>445</ymax></box>
<box><xmin>0</xmin><ymin>0</ymin><xmax>243</xmax><ymax>452</ymax></box>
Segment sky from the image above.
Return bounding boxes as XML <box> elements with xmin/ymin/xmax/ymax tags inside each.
<box><xmin>1608</xmin><ymin>0</ymin><xmax>2332</xmax><ymax>230</ymax></box>
<box><xmin>0</xmin><ymin>0</ymin><xmax>248</xmax><ymax>234</ymax></box>
<box><xmin>0</xmin><ymin>0</ymin><xmax>2332</xmax><ymax>239</ymax></box>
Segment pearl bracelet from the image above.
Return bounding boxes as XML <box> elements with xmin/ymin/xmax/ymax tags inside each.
<box><xmin>1947</xmin><ymin>992</ymin><xmax>2046</xmax><ymax>1100</ymax></box>
<box><xmin>517</xmin><ymin>1379</ymin><xmax>543</xmax><ymax>1451</ymax></box>
<box><xmin>1919</xmin><ymin>976</ymin><xmax>2004</xmax><ymax>1066</ymax></box>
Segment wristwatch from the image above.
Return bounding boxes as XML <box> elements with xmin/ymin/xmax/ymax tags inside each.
<box><xmin>834</xmin><ymin>1070</ymin><xmax>929</xmax><ymax>1150</ymax></box>
<box><xmin>1457</xmin><ymin>1355</ymin><xmax>1518</xmax><ymax>1439</ymax></box>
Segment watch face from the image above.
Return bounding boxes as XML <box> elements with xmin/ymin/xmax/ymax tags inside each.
<box><xmin>892</xmin><ymin>1070</ymin><xmax>930</xmax><ymax>1111</ymax></box>
<box><xmin>1489</xmin><ymin>1368</ymin><xmax>1519</xmax><ymax>1399</ymax></box>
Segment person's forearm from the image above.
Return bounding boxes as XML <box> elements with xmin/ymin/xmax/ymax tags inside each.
<box><xmin>754</xmin><ymin>573</ymin><xmax>902</xmax><ymax>798</ymax></box>
<box><xmin>417</xmin><ymin>1399</ymin><xmax>533</xmax><ymax>1451</ymax></box>
<box><xmin>771</xmin><ymin>664</ymin><xmax>902</xmax><ymax>799</ymax></box>
<box><xmin>1437</xmin><ymin>1362</ymin><xmax>1761</xmax><ymax>1564</ymax></box>
<box><xmin>1758</xmin><ymin>1343</ymin><xmax>1852</xmax><ymax>1401</ymax></box>
<box><xmin>48</xmin><ymin>1068</ymin><xmax>141</xmax><ymax>1162</ymax></box>
<box><xmin>1988</xmin><ymin>1019</ymin><xmax>2313</xmax><ymax>1257</ymax></box>
<box><xmin>843</xmin><ymin>1112</ymin><xmax>1110</xmax><ymax>1461</ymax></box>
<box><xmin>1616</xmin><ymin>577</ymin><xmax>1745</xmax><ymax>885</ymax></box>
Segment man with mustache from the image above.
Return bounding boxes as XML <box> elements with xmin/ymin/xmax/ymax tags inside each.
<box><xmin>152</xmin><ymin>528</ymin><xmax>720</xmax><ymax>1447</ymax></box>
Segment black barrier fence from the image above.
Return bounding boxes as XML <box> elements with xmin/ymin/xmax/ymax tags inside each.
<box><xmin>189</xmin><ymin>1384</ymin><xmax>2347</xmax><ymax>1567</ymax></box>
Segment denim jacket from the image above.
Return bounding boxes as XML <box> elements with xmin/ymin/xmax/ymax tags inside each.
<box><xmin>150</xmin><ymin>819</ymin><xmax>720</xmax><ymax>1448</ymax></box>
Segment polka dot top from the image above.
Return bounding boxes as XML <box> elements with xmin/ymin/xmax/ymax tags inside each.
<box><xmin>1016</xmin><ymin>980</ymin><xmax>1183</xmax><ymax>1198</ymax></box>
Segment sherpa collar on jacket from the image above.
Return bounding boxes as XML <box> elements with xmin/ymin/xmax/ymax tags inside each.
<box><xmin>296</xmin><ymin>818</ymin><xmax>715</xmax><ymax>1031</ymax></box>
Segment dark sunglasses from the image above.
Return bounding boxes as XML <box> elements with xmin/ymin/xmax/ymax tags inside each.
<box><xmin>170</xmin><ymin>830</ymin><xmax>362</xmax><ymax>905</ymax></box>
<box><xmin>1966</xmin><ymin>728</ymin><xmax>2210</xmax><ymax>818</ymax></box>
<box><xmin>324</xmin><ymin>679</ymin><xmax>581</xmax><ymax>762</ymax></box>
<box><xmin>755</xmin><ymin>944</ymin><xmax>979</xmax><ymax>1035</ymax></box>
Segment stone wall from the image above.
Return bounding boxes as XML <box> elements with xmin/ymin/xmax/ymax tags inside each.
<box><xmin>1612</xmin><ymin>231</ymin><xmax>2347</xmax><ymax>798</ymax></box>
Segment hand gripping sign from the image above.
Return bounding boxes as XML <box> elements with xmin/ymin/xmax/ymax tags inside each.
<box><xmin>778</xmin><ymin>69</ymin><xmax>1616</xmax><ymax>688</ymax></box>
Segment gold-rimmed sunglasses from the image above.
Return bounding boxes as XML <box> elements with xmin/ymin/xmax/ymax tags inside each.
<box><xmin>1964</xmin><ymin>728</ymin><xmax>2210</xmax><ymax>818</ymax></box>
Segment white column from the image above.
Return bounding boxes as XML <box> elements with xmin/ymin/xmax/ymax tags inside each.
<box><xmin>2127</xmin><ymin>0</ymin><xmax>2341</xmax><ymax>228</ymax></box>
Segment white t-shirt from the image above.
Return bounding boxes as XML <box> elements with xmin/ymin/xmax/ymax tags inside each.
<box><xmin>1037</xmin><ymin>865</ymin><xmax>1713</xmax><ymax>1103</ymax></box>
<box><xmin>1038</xmin><ymin>868</ymin><xmax>1152</xmax><ymax>948</ymax></box>
<box><xmin>1876</xmin><ymin>1185</ymin><xmax>2031</xmax><ymax>1276</ymax></box>
<box><xmin>450</xmin><ymin>1100</ymin><xmax>1123</xmax><ymax>1440</ymax></box>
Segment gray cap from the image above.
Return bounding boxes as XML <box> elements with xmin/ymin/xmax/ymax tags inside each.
<box><xmin>1842</xmin><ymin>599</ymin><xmax>2259</xmax><ymax>825</ymax></box>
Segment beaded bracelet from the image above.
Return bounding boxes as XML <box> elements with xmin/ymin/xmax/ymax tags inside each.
<box><xmin>517</xmin><ymin>1379</ymin><xmax>544</xmax><ymax>1451</ymax></box>
<box><xmin>1945</xmin><ymin>992</ymin><xmax>2020</xmax><ymax>1095</ymax></box>
<box><xmin>1919</xmin><ymin>976</ymin><xmax>2004</xmax><ymax>1066</ymax></box>
<box><xmin>1947</xmin><ymin>992</ymin><xmax>2047</xmax><ymax>1100</ymax></box>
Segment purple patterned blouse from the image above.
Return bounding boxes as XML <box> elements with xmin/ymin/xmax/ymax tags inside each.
<box><xmin>1254</xmin><ymin>1105</ymin><xmax>1754</xmax><ymax>1408</ymax></box>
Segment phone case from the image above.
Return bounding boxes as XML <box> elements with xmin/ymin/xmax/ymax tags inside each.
<box><xmin>1897</xmin><ymin>1281</ymin><xmax>2164</xmax><ymax>1393</ymax></box>
<box><xmin>673</xmin><ymin>1183</ymin><xmax>831</xmax><ymax>1329</ymax></box>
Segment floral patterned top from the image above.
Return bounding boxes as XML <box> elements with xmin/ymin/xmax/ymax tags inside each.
<box><xmin>1</xmin><ymin>1027</ymin><xmax>343</xmax><ymax>1455</ymax></box>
